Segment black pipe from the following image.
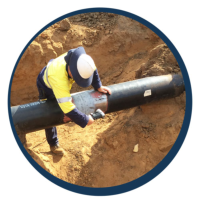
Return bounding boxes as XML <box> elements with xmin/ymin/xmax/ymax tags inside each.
<box><xmin>11</xmin><ymin>74</ymin><xmax>185</xmax><ymax>135</ymax></box>
<box><xmin>106</xmin><ymin>73</ymin><xmax>184</xmax><ymax>113</ymax></box>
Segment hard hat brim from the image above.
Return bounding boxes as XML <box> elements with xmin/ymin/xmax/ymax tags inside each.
<box><xmin>69</xmin><ymin>47</ymin><xmax>94</xmax><ymax>88</ymax></box>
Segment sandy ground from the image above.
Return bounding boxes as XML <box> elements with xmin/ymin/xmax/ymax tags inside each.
<box><xmin>11</xmin><ymin>13</ymin><xmax>185</xmax><ymax>187</ymax></box>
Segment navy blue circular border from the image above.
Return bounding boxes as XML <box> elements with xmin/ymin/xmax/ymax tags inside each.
<box><xmin>8</xmin><ymin>8</ymin><xmax>192</xmax><ymax>196</ymax></box>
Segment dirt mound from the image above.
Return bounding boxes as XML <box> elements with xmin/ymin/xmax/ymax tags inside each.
<box><xmin>135</xmin><ymin>44</ymin><xmax>180</xmax><ymax>78</ymax></box>
<box><xmin>11</xmin><ymin>13</ymin><xmax>185</xmax><ymax>187</ymax></box>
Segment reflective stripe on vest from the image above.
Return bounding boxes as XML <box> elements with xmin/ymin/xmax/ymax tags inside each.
<box><xmin>57</xmin><ymin>96</ymin><xmax>72</xmax><ymax>103</ymax></box>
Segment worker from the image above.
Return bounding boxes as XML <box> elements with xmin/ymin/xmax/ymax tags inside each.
<box><xmin>36</xmin><ymin>46</ymin><xmax>111</xmax><ymax>155</ymax></box>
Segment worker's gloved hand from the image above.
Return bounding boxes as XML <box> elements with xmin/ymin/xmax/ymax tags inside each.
<box><xmin>63</xmin><ymin>114</ymin><xmax>71</xmax><ymax>123</ymax></box>
<box><xmin>87</xmin><ymin>115</ymin><xmax>94</xmax><ymax>126</ymax></box>
<box><xmin>97</xmin><ymin>86</ymin><xmax>111</xmax><ymax>94</ymax></box>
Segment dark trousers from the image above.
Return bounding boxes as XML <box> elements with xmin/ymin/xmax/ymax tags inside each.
<box><xmin>36</xmin><ymin>67</ymin><xmax>58</xmax><ymax>146</ymax></box>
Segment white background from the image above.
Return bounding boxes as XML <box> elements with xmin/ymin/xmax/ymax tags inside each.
<box><xmin>1</xmin><ymin>1</ymin><xmax>199</xmax><ymax>201</ymax></box>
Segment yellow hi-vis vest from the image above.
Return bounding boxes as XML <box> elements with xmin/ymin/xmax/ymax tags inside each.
<box><xmin>43</xmin><ymin>52</ymin><xmax>75</xmax><ymax>113</ymax></box>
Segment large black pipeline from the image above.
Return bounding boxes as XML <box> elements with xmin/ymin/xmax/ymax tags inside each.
<box><xmin>11</xmin><ymin>74</ymin><xmax>185</xmax><ymax>135</ymax></box>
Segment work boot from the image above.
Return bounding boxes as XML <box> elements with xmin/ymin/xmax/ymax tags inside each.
<box><xmin>50</xmin><ymin>144</ymin><xmax>65</xmax><ymax>155</ymax></box>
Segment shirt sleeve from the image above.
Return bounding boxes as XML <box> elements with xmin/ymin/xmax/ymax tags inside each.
<box><xmin>65</xmin><ymin>108</ymin><xmax>89</xmax><ymax>128</ymax></box>
<box><xmin>91</xmin><ymin>69</ymin><xmax>102</xmax><ymax>90</ymax></box>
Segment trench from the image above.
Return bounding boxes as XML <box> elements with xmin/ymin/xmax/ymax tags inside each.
<box><xmin>10</xmin><ymin>13</ymin><xmax>186</xmax><ymax>187</ymax></box>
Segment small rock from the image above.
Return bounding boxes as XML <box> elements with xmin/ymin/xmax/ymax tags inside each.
<box><xmin>41</xmin><ymin>32</ymin><xmax>48</xmax><ymax>39</ymax></box>
<box><xmin>59</xmin><ymin>18</ymin><xmax>71</xmax><ymax>31</ymax></box>
<box><xmin>174</xmin><ymin>69</ymin><xmax>179</xmax><ymax>73</ymax></box>
<box><xmin>86</xmin><ymin>153</ymin><xmax>91</xmax><ymax>157</ymax></box>
<box><xmin>34</xmin><ymin>148</ymin><xmax>40</xmax><ymax>154</ymax></box>
<box><xmin>54</xmin><ymin>24</ymin><xmax>59</xmax><ymax>28</ymax></box>
<box><xmin>112</xmin><ymin>141</ymin><xmax>118</xmax><ymax>149</ymax></box>
<box><xmin>26</xmin><ymin>142</ymin><xmax>32</xmax><ymax>148</ymax></box>
<box><xmin>75</xmin><ymin>17</ymin><xmax>81</xmax><ymax>22</ymax></box>
<box><xmin>166</xmin><ymin>66</ymin><xmax>173</xmax><ymax>72</ymax></box>
<box><xmin>159</xmin><ymin>144</ymin><xmax>173</xmax><ymax>152</ymax></box>
<box><xmin>105</xmin><ymin>30</ymin><xmax>110</xmax><ymax>35</ymax></box>
<box><xmin>108</xmin><ymin>13</ymin><xmax>115</xmax><ymax>17</ymax></box>
<box><xmin>133</xmin><ymin>144</ymin><xmax>139</xmax><ymax>153</ymax></box>
<box><xmin>141</xmin><ymin>123</ymin><xmax>149</xmax><ymax>128</ymax></box>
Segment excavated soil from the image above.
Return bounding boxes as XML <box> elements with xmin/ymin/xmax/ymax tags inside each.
<box><xmin>11</xmin><ymin>13</ymin><xmax>185</xmax><ymax>187</ymax></box>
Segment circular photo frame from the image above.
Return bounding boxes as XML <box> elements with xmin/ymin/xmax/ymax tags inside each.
<box><xmin>8</xmin><ymin>8</ymin><xmax>192</xmax><ymax>196</ymax></box>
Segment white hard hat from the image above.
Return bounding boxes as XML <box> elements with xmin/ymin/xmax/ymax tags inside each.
<box><xmin>77</xmin><ymin>54</ymin><xmax>96</xmax><ymax>79</ymax></box>
<box><xmin>69</xmin><ymin>47</ymin><xmax>96</xmax><ymax>87</ymax></box>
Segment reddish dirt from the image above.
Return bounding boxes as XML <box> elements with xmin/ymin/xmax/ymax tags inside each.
<box><xmin>11</xmin><ymin>13</ymin><xmax>185</xmax><ymax>187</ymax></box>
